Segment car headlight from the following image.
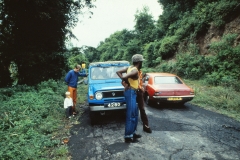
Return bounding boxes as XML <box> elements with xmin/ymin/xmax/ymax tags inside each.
<box><xmin>95</xmin><ymin>92</ymin><xmax>103</xmax><ymax>100</ymax></box>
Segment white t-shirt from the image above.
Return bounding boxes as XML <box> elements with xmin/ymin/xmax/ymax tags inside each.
<box><xmin>64</xmin><ymin>97</ymin><xmax>73</xmax><ymax>109</ymax></box>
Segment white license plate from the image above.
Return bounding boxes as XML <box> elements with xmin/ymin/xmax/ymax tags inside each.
<box><xmin>107</xmin><ymin>102</ymin><xmax>121</xmax><ymax>107</ymax></box>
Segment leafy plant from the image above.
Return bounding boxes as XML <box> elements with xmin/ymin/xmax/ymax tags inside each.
<box><xmin>204</xmin><ymin>34</ymin><xmax>240</xmax><ymax>89</ymax></box>
<box><xmin>0</xmin><ymin>79</ymin><xmax>75</xmax><ymax>159</ymax></box>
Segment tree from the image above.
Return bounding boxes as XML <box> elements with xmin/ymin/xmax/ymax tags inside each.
<box><xmin>96</xmin><ymin>29</ymin><xmax>137</xmax><ymax>62</ymax></box>
<box><xmin>83</xmin><ymin>46</ymin><xmax>101</xmax><ymax>63</ymax></box>
<box><xmin>134</xmin><ymin>6</ymin><xmax>156</xmax><ymax>45</ymax></box>
<box><xmin>0</xmin><ymin>0</ymin><xmax>94</xmax><ymax>86</ymax></box>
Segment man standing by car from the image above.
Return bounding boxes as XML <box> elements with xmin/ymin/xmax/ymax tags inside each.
<box><xmin>65</xmin><ymin>64</ymin><xmax>88</xmax><ymax>115</ymax></box>
<box><xmin>116</xmin><ymin>54</ymin><xmax>144</xmax><ymax>143</ymax></box>
<box><xmin>137</xmin><ymin>71</ymin><xmax>152</xmax><ymax>133</ymax></box>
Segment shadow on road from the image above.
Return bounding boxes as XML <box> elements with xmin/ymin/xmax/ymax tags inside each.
<box><xmin>147</xmin><ymin>102</ymin><xmax>189</xmax><ymax>111</ymax></box>
<box><xmin>88</xmin><ymin>110</ymin><xmax>126</xmax><ymax>126</ymax></box>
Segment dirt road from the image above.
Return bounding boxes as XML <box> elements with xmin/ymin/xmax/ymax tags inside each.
<box><xmin>68</xmin><ymin>103</ymin><xmax>240</xmax><ymax>160</ymax></box>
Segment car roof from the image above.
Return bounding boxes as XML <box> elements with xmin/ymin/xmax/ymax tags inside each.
<box><xmin>89</xmin><ymin>61</ymin><xmax>130</xmax><ymax>66</ymax></box>
<box><xmin>146</xmin><ymin>72</ymin><xmax>177</xmax><ymax>77</ymax></box>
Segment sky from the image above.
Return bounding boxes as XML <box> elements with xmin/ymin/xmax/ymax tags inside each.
<box><xmin>69</xmin><ymin>0</ymin><xmax>163</xmax><ymax>48</ymax></box>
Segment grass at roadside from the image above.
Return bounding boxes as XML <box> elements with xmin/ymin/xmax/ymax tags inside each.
<box><xmin>184</xmin><ymin>79</ymin><xmax>240</xmax><ymax>122</ymax></box>
<box><xmin>0</xmin><ymin>79</ymin><xmax>88</xmax><ymax>160</ymax></box>
<box><xmin>77</xmin><ymin>79</ymin><xmax>88</xmax><ymax>104</ymax></box>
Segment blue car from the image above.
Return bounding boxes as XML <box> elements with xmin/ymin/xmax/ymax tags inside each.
<box><xmin>87</xmin><ymin>61</ymin><xmax>130</xmax><ymax>124</ymax></box>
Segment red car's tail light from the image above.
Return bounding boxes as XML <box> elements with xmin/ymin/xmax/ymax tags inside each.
<box><xmin>190</xmin><ymin>91</ymin><xmax>194</xmax><ymax>95</ymax></box>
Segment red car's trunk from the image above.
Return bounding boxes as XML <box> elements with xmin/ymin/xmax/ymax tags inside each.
<box><xmin>154</xmin><ymin>84</ymin><xmax>191</xmax><ymax>96</ymax></box>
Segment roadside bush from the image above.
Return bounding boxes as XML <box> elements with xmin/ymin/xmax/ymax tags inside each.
<box><xmin>143</xmin><ymin>42</ymin><xmax>158</xmax><ymax>67</ymax></box>
<box><xmin>37</xmin><ymin>79</ymin><xmax>60</xmax><ymax>92</ymax></box>
<box><xmin>175</xmin><ymin>53</ymin><xmax>209</xmax><ymax>79</ymax></box>
<box><xmin>157</xmin><ymin>36</ymin><xmax>179</xmax><ymax>59</ymax></box>
<box><xmin>205</xmin><ymin>34</ymin><xmax>240</xmax><ymax>89</ymax></box>
<box><xmin>0</xmin><ymin>79</ymin><xmax>68</xmax><ymax>160</ymax></box>
<box><xmin>156</xmin><ymin>60</ymin><xmax>177</xmax><ymax>73</ymax></box>
<box><xmin>0</xmin><ymin>84</ymin><xmax>34</xmax><ymax>101</ymax></box>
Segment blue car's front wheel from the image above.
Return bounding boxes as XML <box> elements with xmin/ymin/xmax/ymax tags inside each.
<box><xmin>89</xmin><ymin>111</ymin><xmax>97</xmax><ymax>125</ymax></box>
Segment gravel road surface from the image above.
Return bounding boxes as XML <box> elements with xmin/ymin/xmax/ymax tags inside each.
<box><xmin>68</xmin><ymin>103</ymin><xmax>240</xmax><ymax>160</ymax></box>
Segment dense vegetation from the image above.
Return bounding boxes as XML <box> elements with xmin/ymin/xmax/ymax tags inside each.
<box><xmin>0</xmin><ymin>0</ymin><xmax>94</xmax><ymax>87</ymax></box>
<box><xmin>0</xmin><ymin>80</ymin><xmax>88</xmax><ymax>159</ymax></box>
<box><xmin>1</xmin><ymin>0</ymin><xmax>240</xmax><ymax>159</ymax></box>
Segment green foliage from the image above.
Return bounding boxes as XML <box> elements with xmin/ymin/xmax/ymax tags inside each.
<box><xmin>143</xmin><ymin>42</ymin><xmax>157</xmax><ymax>67</ymax></box>
<box><xmin>54</xmin><ymin>146</ymin><xmax>69</xmax><ymax>157</ymax></box>
<box><xmin>175</xmin><ymin>53</ymin><xmax>209</xmax><ymax>79</ymax></box>
<box><xmin>84</xmin><ymin>46</ymin><xmax>101</xmax><ymax>63</ymax></box>
<box><xmin>0</xmin><ymin>79</ymin><xmax>70</xmax><ymax>159</ymax></box>
<box><xmin>157</xmin><ymin>60</ymin><xmax>177</xmax><ymax>73</ymax></box>
<box><xmin>64</xmin><ymin>47</ymin><xmax>88</xmax><ymax>70</ymax></box>
<box><xmin>96</xmin><ymin>29</ymin><xmax>138</xmax><ymax>62</ymax></box>
<box><xmin>0</xmin><ymin>84</ymin><xmax>35</xmax><ymax>101</ymax></box>
<box><xmin>204</xmin><ymin>34</ymin><xmax>240</xmax><ymax>89</ymax></box>
<box><xmin>134</xmin><ymin>6</ymin><xmax>157</xmax><ymax>45</ymax></box>
<box><xmin>155</xmin><ymin>34</ymin><xmax>240</xmax><ymax>93</ymax></box>
<box><xmin>77</xmin><ymin>82</ymin><xmax>88</xmax><ymax>104</ymax></box>
<box><xmin>0</xmin><ymin>0</ymin><xmax>94</xmax><ymax>87</ymax></box>
<box><xmin>157</xmin><ymin>36</ymin><xmax>179</xmax><ymax>59</ymax></box>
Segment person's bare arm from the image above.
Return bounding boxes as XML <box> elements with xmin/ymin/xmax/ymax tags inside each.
<box><xmin>117</xmin><ymin>67</ymin><xmax>138</xmax><ymax>80</ymax></box>
<box><xmin>116</xmin><ymin>67</ymin><xmax>128</xmax><ymax>80</ymax></box>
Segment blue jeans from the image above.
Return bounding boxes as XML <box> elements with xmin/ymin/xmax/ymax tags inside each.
<box><xmin>124</xmin><ymin>88</ymin><xmax>138</xmax><ymax>138</ymax></box>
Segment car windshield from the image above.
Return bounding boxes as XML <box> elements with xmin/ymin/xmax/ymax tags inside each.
<box><xmin>91</xmin><ymin>66</ymin><xmax>126</xmax><ymax>80</ymax></box>
<box><xmin>154</xmin><ymin>76</ymin><xmax>183</xmax><ymax>84</ymax></box>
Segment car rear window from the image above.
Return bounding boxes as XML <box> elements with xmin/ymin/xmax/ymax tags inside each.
<box><xmin>154</xmin><ymin>76</ymin><xmax>183</xmax><ymax>84</ymax></box>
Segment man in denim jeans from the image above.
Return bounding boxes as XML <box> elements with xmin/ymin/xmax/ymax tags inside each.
<box><xmin>116</xmin><ymin>54</ymin><xmax>144</xmax><ymax>143</ymax></box>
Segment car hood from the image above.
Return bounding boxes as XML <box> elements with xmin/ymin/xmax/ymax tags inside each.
<box><xmin>90</xmin><ymin>81</ymin><xmax>124</xmax><ymax>92</ymax></box>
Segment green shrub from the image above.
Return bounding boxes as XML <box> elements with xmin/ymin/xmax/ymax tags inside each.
<box><xmin>157</xmin><ymin>36</ymin><xmax>179</xmax><ymax>59</ymax></box>
<box><xmin>0</xmin><ymin>85</ymin><xmax>34</xmax><ymax>101</ymax></box>
<box><xmin>204</xmin><ymin>34</ymin><xmax>240</xmax><ymax>89</ymax></box>
<box><xmin>156</xmin><ymin>60</ymin><xmax>177</xmax><ymax>73</ymax></box>
<box><xmin>0</xmin><ymin>79</ymin><xmax>69</xmax><ymax>159</ymax></box>
<box><xmin>175</xmin><ymin>52</ymin><xmax>209</xmax><ymax>79</ymax></box>
<box><xmin>37</xmin><ymin>79</ymin><xmax>59</xmax><ymax>92</ymax></box>
<box><xmin>143</xmin><ymin>42</ymin><xmax>158</xmax><ymax>67</ymax></box>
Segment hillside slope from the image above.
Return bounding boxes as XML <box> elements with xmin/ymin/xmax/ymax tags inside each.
<box><xmin>198</xmin><ymin>15</ymin><xmax>240</xmax><ymax>55</ymax></box>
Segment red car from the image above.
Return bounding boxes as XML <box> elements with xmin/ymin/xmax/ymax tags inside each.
<box><xmin>142</xmin><ymin>73</ymin><xmax>194</xmax><ymax>105</ymax></box>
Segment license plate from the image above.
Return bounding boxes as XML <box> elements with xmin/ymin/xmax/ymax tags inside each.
<box><xmin>167</xmin><ymin>97</ymin><xmax>182</xmax><ymax>101</ymax></box>
<box><xmin>106</xmin><ymin>102</ymin><xmax>121</xmax><ymax>107</ymax></box>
